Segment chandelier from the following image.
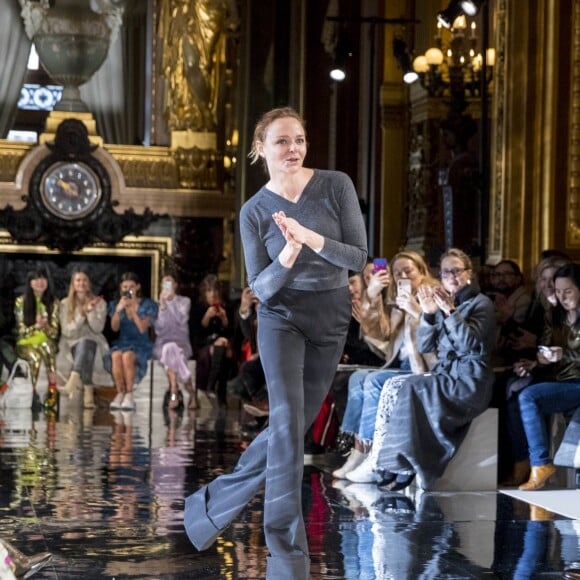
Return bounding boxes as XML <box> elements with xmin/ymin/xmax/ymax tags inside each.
<box><xmin>410</xmin><ymin>15</ymin><xmax>494</xmax><ymax>102</ymax></box>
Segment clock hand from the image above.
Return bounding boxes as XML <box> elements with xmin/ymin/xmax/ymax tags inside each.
<box><xmin>56</xmin><ymin>178</ymin><xmax>79</xmax><ymax>197</ymax></box>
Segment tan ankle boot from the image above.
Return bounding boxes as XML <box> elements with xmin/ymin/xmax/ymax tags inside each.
<box><xmin>83</xmin><ymin>385</ymin><xmax>95</xmax><ymax>409</ymax></box>
<box><xmin>501</xmin><ymin>459</ymin><xmax>531</xmax><ymax>486</ymax></box>
<box><xmin>61</xmin><ymin>371</ymin><xmax>82</xmax><ymax>398</ymax></box>
<box><xmin>519</xmin><ymin>463</ymin><xmax>557</xmax><ymax>490</ymax></box>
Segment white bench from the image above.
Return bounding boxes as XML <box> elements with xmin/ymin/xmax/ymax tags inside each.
<box><xmin>421</xmin><ymin>407</ymin><xmax>498</xmax><ymax>491</ymax></box>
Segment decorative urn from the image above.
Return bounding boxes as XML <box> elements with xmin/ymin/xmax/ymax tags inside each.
<box><xmin>19</xmin><ymin>0</ymin><xmax>124</xmax><ymax>112</ymax></box>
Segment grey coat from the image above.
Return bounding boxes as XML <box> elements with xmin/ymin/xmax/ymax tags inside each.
<box><xmin>374</xmin><ymin>283</ymin><xmax>496</xmax><ymax>488</ymax></box>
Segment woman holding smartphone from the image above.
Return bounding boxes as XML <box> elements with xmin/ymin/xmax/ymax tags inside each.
<box><xmin>189</xmin><ymin>273</ymin><xmax>233</xmax><ymax>405</ymax></box>
<box><xmin>369</xmin><ymin>248</ymin><xmax>496</xmax><ymax>491</ymax></box>
<box><xmin>332</xmin><ymin>250</ymin><xmax>438</xmax><ymax>483</ymax></box>
<box><xmin>104</xmin><ymin>272</ymin><xmax>158</xmax><ymax>411</ymax></box>
<box><xmin>506</xmin><ymin>262</ymin><xmax>580</xmax><ymax>490</ymax></box>
<box><xmin>153</xmin><ymin>273</ymin><xmax>195</xmax><ymax>410</ymax></box>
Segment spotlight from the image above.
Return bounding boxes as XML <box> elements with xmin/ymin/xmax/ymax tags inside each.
<box><xmin>393</xmin><ymin>37</ymin><xmax>419</xmax><ymax>85</ymax></box>
<box><xmin>329</xmin><ymin>37</ymin><xmax>353</xmax><ymax>82</ymax></box>
<box><xmin>437</xmin><ymin>0</ymin><xmax>464</xmax><ymax>28</ymax></box>
<box><xmin>460</xmin><ymin>0</ymin><xmax>483</xmax><ymax>16</ymax></box>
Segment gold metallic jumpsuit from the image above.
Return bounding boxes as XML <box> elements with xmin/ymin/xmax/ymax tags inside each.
<box><xmin>14</xmin><ymin>296</ymin><xmax>59</xmax><ymax>386</ymax></box>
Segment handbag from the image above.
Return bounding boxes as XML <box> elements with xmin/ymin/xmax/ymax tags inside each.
<box><xmin>0</xmin><ymin>360</ymin><xmax>33</xmax><ymax>409</ymax></box>
<box><xmin>311</xmin><ymin>393</ymin><xmax>339</xmax><ymax>448</ymax></box>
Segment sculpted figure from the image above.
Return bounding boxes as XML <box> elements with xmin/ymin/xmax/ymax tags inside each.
<box><xmin>159</xmin><ymin>0</ymin><xmax>238</xmax><ymax>132</ymax></box>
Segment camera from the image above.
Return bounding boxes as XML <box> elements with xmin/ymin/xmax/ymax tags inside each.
<box><xmin>122</xmin><ymin>290</ymin><xmax>133</xmax><ymax>299</ymax></box>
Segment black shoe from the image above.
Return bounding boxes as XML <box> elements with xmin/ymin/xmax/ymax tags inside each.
<box><xmin>376</xmin><ymin>471</ymin><xmax>397</xmax><ymax>490</ymax></box>
<box><xmin>390</xmin><ymin>473</ymin><xmax>416</xmax><ymax>492</ymax></box>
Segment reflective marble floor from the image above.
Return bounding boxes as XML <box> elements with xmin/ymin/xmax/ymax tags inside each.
<box><xmin>0</xmin><ymin>380</ymin><xmax>579</xmax><ymax>579</ymax></box>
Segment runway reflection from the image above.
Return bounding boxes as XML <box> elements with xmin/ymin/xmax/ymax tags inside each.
<box><xmin>0</xmin><ymin>386</ymin><xmax>577</xmax><ymax>579</ymax></box>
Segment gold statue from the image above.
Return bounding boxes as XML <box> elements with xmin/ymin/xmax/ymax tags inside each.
<box><xmin>159</xmin><ymin>0</ymin><xmax>238</xmax><ymax>132</ymax></box>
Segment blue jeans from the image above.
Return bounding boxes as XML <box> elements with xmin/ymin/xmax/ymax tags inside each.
<box><xmin>519</xmin><ymin>380</ymin><xmax>580</xmax><ymax>466</ymax></box>
<box><xmin>341</xmin><ymin>363</ymin><xmax>411</xmax><ymax>444</ymax></box>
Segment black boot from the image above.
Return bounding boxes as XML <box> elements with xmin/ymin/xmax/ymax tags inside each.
<box><xmin>390</xmin><ymin>472</ymin><xmax>416</xmax><ymax>492</ymax></box>
<box><xmin>206</xmin><ymin>345</ymin><xmax>225</xmax><ymax>396</ymax></box>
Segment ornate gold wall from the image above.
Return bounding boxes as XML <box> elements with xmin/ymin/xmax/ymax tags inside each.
<box><xmin>488</xmin><ymin>0</ymin><xmax>578</xmax><ymax>270</ymax></box>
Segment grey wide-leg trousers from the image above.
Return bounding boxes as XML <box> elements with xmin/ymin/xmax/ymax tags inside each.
<box><xmin>184</xmin><ymin>286</ymin><xmax>351</xmax><ymax>579</ymax></box>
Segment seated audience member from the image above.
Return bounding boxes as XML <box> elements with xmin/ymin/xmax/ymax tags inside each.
<box><xmin>57</xmin><ymin>268</ymin><xmax>109</xmax><ymax>408</ymax></box>
<box><xmin>332</xmin><ymin>251</ymin><xmax>438</xmax><ymax>482</ymax></box>
<box><xmin>153</xmin><ymin>272</ymin><xmax>196</xmax><ymax>410</ymax></box>
<box><xmin>505</xmin><ymin>263</ymin><xmax>580</xmax><ymax>491</ymax></box>
<box><xmin>227</xmin><ymin>286</ymin><xmax>265</xmax><ymax>404</ymax></box>
<box><xmin>14</xmin><ymin>267</ymin><xmax>59</xmax><ymax>407</ymax></box>
<box><xmin>488</xmin><ymin>259</ymin><xmax>532</xmax><ymax>366</ymax></box>
<box><xmin>104</xmin><ymin>272</ymin><xmax>158</xmax><ymax>411</ymax></box>
<box><xmin>368</xmin><ymin>248</ymin><xmax>496</xmax><ymax>491</ymax></box>
<box><xmin>496</xmin><ymin>255</ymin><xmax>571</xmax><ymax>481</ymax></box>
<box><xmin>190</xmin><ymin>273</ymin><xmax>233</xmax><ymax>405</ymax></box>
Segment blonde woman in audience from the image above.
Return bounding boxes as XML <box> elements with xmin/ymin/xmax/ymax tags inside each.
<box><xmin>333</xmin><ymin>251</ymin><xmax>438</xmax><ymax>482</ymax></box>
<box><xmin>57</xmin><ymin>268</ymin><xmax>109</xmax><ymax>408</ymax></box>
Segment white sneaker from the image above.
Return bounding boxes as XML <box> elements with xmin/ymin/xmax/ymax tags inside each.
<box><xmin>120</xmin><ymin>392</ymin><xmax>135</xmax><ymax>410</ymax></box>
<box><xmin>110</xmin><ymin>392</ymin><xmax>124</xmax><ymax>410</ymax></box>
<box><xmin>332</xmin><ymin>449</ymin><xmax>367</xmax><ymax>479</ymax></box>
<box><xmin>345</xmin><ymin>456</ymin><xmax>382</xmax><ymax>483</ymax></box>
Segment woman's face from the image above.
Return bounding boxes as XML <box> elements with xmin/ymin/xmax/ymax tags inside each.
<box><xmin>391</xmin><ymin>258</ymin><xmax>424</xmax><ymax>292</ymax></box>
<box><xmin>440</xmin><ymin>256</ymin><xmax>471</xmax><ymax>295</ymax></box>
<box><xmin>258</xmin><ymin>117</ymin><xmax>307</xmax><ymax>177</ymax></box>
<box><xmin>30</xmin><ymin>276</ymin><xmax>48</xmax><ymax>297</ymax></box>
<box><xmin>120</xmin><ymin>279</ymin><xmax>140</xmax><ymax>298</ymax></box>
<box><xmin>73</xmin><ymin>272</ymin><xmax>90</xmax><ymax>295</ymax></box>
<box><xmin>554</xmin><ymin>276</ymin><xmax>580</xmax><ymax>312</ymax></box>
<box><xmin>205</xmin><ymin>288</ymin><xmax>220</xmax><ymax>305</ymax></box>
<box><xmin>537</xmin><ymin>266</ymin><xmax>557</xmax><ymax>300</ymax></box>
<box><xmin>348</xmin><ymin>273</ymin><xmax>363</xmax><ymax>300</ymax></box>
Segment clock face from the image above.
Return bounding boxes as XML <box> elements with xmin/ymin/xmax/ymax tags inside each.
<box><xmin>40</xmin><ymin>161</ymin><xmax>102</xmax><ymax>221</ymax></box>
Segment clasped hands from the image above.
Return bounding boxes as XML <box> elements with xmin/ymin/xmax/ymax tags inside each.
<box><xmin>272</xmin><ymin>211</ymin><xmax>306</xmax><ymax>248</ymax></box>
<box><xmin>416</xmin><ymin>285</ymin><xmax>455</xmax><ymax>316</ymax></box>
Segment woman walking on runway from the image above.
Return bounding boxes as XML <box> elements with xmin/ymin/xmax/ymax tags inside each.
<box><xmin>184</xmin><ymin>106</ymin><xmax>367</xmax><ymax>579</ymax></box>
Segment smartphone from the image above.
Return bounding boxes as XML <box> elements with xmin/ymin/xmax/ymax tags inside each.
<box><xmin>162</xmin><ymin>280</ymin><xmax>173</xmax><ymax>291</ymax></box>
<box><xmin>397</xmin><ymin>279</ymin><xmax>412</xmax><ymax>296</ymax></box>
<box><xmin>372</xmin><ymin>257</ymin><xmax>388</xmax><ymax>274</ymax></box>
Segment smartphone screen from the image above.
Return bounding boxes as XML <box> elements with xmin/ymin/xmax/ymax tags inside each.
<box><xmin>397</xmin><ymin>279</ymin><xmax>411</xmax><ymax>296</ymax></box>
<box><xmin>372</xmin><ymin>258</ymin><xmax>388</xmax><ymax>273</ymax></box>
<box><xmin>162</xmin><ymin>280</ymin><xmax>173</xmax><ymax>291</ymax></box>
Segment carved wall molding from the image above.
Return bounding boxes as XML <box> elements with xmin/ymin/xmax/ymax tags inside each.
<box><xmin>488</xmin><ymin>0</ymin><xmax>507</xmax><ymax>262</ymax></box>
<box><xmin>568</xmin><ymin>0</ymin><xmax>580</xmax><ymax>246</ymax></box>
<box><xmin>0</xmin><ymin>138</ymin><xmax>232</xmax><ymax>219</ymax></box>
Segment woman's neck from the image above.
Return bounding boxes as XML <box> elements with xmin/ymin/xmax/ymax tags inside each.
<box><xmin>567</xmin><ymin>309</ymin><xmax>577</xmax><ymax>324</ymax></box>
<box><xmin>267</xmin><ymin>168</ymin><xmax>313</xmax><ymax>201</ymax></box>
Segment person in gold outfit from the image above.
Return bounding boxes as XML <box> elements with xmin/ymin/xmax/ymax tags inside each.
<box><xmin>14</xmin><ymin>267</ymin><xmax>59</xmax><ymax>407</ymax></box>
<box><xmin>158</xmin><ymin>0</ymin><xmax>238</xmax><ymax>132</ymax></box>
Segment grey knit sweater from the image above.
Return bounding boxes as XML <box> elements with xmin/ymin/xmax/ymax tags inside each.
<box><xmin>240</xmin><ymin>169</ymin><xmax>368</xmax><ymax>303</ymax></box>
